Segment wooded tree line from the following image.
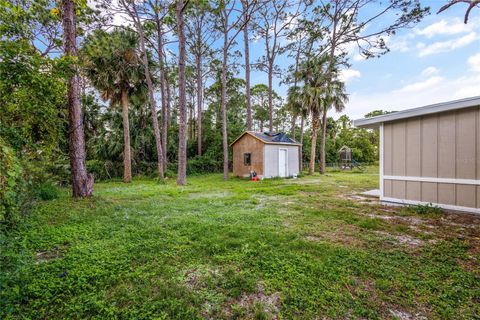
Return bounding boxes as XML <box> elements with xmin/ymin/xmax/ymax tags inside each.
<box><xmin>2</xmin><ymin>0</ymin><xmax>434</xmax><ymax>214</ymax></box>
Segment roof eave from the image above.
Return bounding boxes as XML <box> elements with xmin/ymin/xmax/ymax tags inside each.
<box><xmin>264</xmin><ymin>142</ymin><xmax>302</xmax><ymax>146</ymax></box>
<box><xmin>230</xmin><ymin>131</ymin><xmax>302</xmax><ymax>146</ymax></box>
<box><xmin>354</xmin><ymin>96</ymin><xmax>480</xmax><ymax>128</ymax></box>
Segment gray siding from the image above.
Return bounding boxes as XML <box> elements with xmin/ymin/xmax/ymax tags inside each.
<box><xmin>383</xmin><ymin>106</ymin><xmax>480</xmax><ymax>210</ymax></box>
<box><xmin>263</xmin><ymin>144</ymin><xmax>300</xmax><ymax>178</ymax></box>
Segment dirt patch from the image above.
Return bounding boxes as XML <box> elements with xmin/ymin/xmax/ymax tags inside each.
<box><xmin>253</xmin><ymin>195</ymin><xmax>285</xmax><ymax>209</ymax></box>
<box><xmin>222</xmin><ymin>283</ymin><xmax>281</xmax><ymax>319</ymax></box>
<box><xmin>35</xmin><ymin>247</ymin><xmax>64</xmax><ymax>264</ymax></box>
<box><xmin>375</xmin><ymin>231</ymin><xmax>425</xmax><ymax>248</ymax></box>
<box><xmin>304</xmin><ymin>226</ymin><xmax>366</xmax><ymax>248</ymax></box>
<box><xmin>337</xmin><ymin>193</ymin><xmax>381</xmax><ymax>205</ymax></box>
<box><xmin>389</xmin><ymin>309</ymin><xmax>427</xmax><ymax>320</ymax></box>
<box><xmin>188</xmin><ymin>191</ymin><xmax>232</xmax><ymax>199</ymax></box>
<box><xmin>285</xmin><ymin>180</ymin><xmax>317</xmax><ymax>185</ymax></box>
<box><xmin>183</xmin><ymin>267</ymin><xmax>219</xmax><ymax>290</ymax></box>
<box><xmin>365</xmin><ymin>213</ymin><xmax>425</xmax><ymax>226</ymax></box>
<box><xmin>299</xmin><ymin>191</ymin><xmax>320</xmax><ymax>197</ymax></box>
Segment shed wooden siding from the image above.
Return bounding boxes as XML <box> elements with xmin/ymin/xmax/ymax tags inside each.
<box><xmin>232</xmin><ymin>134</ymin><xmax>264</xmax><ymax>177</ymax></box>
<box><xmin>382</xmin><ymin>106</ymin><xmax>480</xmax><ymax>209</ymax></box>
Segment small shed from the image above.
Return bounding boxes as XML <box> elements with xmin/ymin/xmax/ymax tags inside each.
<box><xmin>231</xmin><ymin>131</ymin><xmax>301</xmax><ymax>178</ymax></box>
<box><xmin>354</xmin><ymin>96</ymin><xmax>480</xmax><ymax>214</ymax></box>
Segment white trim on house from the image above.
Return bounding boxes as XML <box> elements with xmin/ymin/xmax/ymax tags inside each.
<box><xmin>381</xmin><ymin>196</ymin><xmax>480</xmax><ymax>215</ymax></box>
<box><xmin>354</xmin><ymin>96</ymin><xmax>480</xmax><ymax>128</ymax></box>
<box><xmin>383</xmin><ymin>175</ymin><xmax>480</xmax><ymax>186</ymax></box>
<box><xmin>379</xmin><ymin>123</ymin><xmax>384</xmax><ymax>198</ymax></box>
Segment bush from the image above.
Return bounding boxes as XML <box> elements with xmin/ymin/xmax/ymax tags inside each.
<box><xmin>0</xmin><ymin>139</ymin><xmax>26</xmax><ymax>228</ymax></box>
<box><xmin>35</xmin><ymin>182</ymin><xmax>59</xmax><ymax>201</ymax></box>
<box><xmin>410</xmin><ymin>203</ymin><xmax>442</xmax><ymax>215</ymax></box>
<box><xmin>186</xmin><ymin>156</ymin><xmax>223</xmax><ymax>175</ymax></box>
<box><xmin>47</xmin><ymin>159</ymin><xmax>71</xmax><ymax>187</ymax></box>
<box><xmin>86</xmin><ymin>160</ymin><xmax>123</xmax><ymax>181</ymax></box>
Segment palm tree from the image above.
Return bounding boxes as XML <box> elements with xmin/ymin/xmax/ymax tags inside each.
<box><xmin>299</xmin><ymin>55</ymin><xmax>348</xmax><ymax>175</ymax></box>
<box><xmin>302</xmin><ymin>85</ymin><xmax>323</xmax><ymax>175</ymax></box>
<box><xmin>81</xmin><ymin>29</ymin><xmax>146</xmax><ymax>183</ymax></box>
<box><xmin>298</xmin><ymin>56</ymin><xmax>328</xmax><ymax>175</ymax></box>
<box><xmin>319</xmin><ymin>74</ymin><xmax>348</xmax><ymax>174</ymax></box>
<box><xmin>287</xmin><ymin>85</ymin><xmax>303</xmax><ymax>139</ymax></box>
<box><xmin>287</xmin><ymin>85</ymin><xmax>306</xmax><ymax>170</ymax></box>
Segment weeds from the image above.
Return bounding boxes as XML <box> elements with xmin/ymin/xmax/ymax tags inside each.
<box><xmin>1</xmin><ymin>170</ymin><xmax>479</xmax><ymax>319</ymax></box>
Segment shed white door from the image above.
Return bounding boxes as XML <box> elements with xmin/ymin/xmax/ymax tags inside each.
<box><xmin>278</xmin><ymin>148</ymin><xmax>287</xmax><ymax>177</ymax></box>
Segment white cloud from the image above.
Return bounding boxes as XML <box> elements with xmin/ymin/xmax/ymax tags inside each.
<box><xmin>421</xmin><ymin>66</ymin><xmax>440</xmax><ymax>77</ymax></box>
<box><xmin>337</xmin><ymin>41</ymin><xmax>358</xmax><ymax>58</ymax></box>
<box><xmin>417</xmin><ymin>32</ymin><xmax>478</xmax><ymax>57</ymax></box>
<box><xmin>88</xmin><ymin>0</ymin><xmax>132</xmax><ymax>27</ymax></box>
<box><xmin>468</xmin><ymin>53</ymin><xmax>480</xmax><ymax>72</ymax></box>
<box><xmin>389</xmin><ymin>38</ymin><xmax>410</xmax><ymax>53</ymax></box>
<box><xmin>344</xmin><ymin>72</ymin><xmax>480</xmax><ymax>120</ymax></box>
<box><xmin>340</xmin><ymin>69</ymin><xmax>361</xmax><ymax>83</ymax></box>
<box><xmin>416</xmin><ymin>19</ymin><xmax>472</xmax><ymax>38</ymax></box>
<box><xmin>376</xmin><ymin>17</ymin><xmax>480</xmax><ymax>57</ymax></box>
<box><xmin>395</xmin><ymin>76</ymin><xmax>444</xmax><ymax>93</ymax></box>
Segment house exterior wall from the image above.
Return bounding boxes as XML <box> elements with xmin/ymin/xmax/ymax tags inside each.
<box><xmin>232</xmin><ymin>134</ymin><xmax>264</xmax><ymax>177</ymax></box>
<box><xmin>381</xmin><ymin>106</ymin><xmax>480</xmax><ymax>212</ymax></box>
<box><xmin>263</xmin><ymin>144</ymin><xmax>300</xmax><ymax>178</ymax></box>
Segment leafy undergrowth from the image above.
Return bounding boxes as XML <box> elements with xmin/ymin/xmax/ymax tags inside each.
<box><xmin>1</xmin><ymin>168</ymin><xmax>479</xmax><ymax>319</ymax></box>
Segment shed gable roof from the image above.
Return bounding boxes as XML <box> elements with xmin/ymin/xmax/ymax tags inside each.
<box><xmin>230</xmin><ymin>131</ymin><xmax>301</xmax><ymax>146</ymax></box>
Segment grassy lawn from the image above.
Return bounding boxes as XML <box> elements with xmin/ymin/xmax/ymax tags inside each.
<box><xmin>2</xmin><ymin>168</ymin><xmax>479</xmax><ymax>319</ymax></box>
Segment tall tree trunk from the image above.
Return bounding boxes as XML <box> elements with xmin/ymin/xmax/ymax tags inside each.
<box><xmin>291</xmin><ymin>38</ymin><xmax>301</xmax><ymax>141</ymax></box>
<box><xmin>190</xmin><ymin>95</ymin><xmax>195</xmax><ymax>141</ymax></box>
<box><xmin>309</xmin><ymin>112</ymin><xmax>319</xmax><ymax>175</ymax></box>
<box><xmin>196</xmin><ymin>48</ymin><xmax>202</xmax><ymax>155</ymax></box>
<box><xmin>291</xmin><ymin>114</ymin><xmax>297</xmax><ymax>138</ymax></box>
<box><xmin>133</xmin><ymin>8</ymin><xmax>165</xmax><ymax>181</ymax></box>
<box><xmin>299</xmin><ymin>114</ymin><xmax>304</xmax><ymax>172</ymax></box>
<box><xmin>267</xmin><ymin>60</ymin><xmax>274</xmax><ymax>132</ymax></box>
<box><xmin>320</xmin><ymin>4</ymin><xmax>339</xmax><ymax>175</ymax></box>
<box><xmin>176</xmin><ymin>0</ymin><xmax>187</xmax><ymax>185</ymax></box>
<box><xmin>61</xmin><ymin>0</ymin><xmax>93</xmax><ymax>197</ymax></box>
<box><xmin>319</xmin><ymin>108</ymin><xmax>328</xmax><ymax>174</ymax></box>
<box><xmin>221</xmin><ymin>32</ymin><xmax>229</xmax><ymax>180</ymax></box>
<box><xmin>156</xmin><ymin>21</ymin><xmax>169</xmax><ymax>173</ymax></box>
<box><xmin>242</xmin><ymin>0</ymin><xmax>252</xmax><ymax>131</ymax></box>
<box><xmin>121</xmin><ymin>89</ymin><xmax>132</xmax><ymax>183</ymax></box>
<box><xmin>165</xmin><ymin>57</ymin><xmax>172</xmax><ymax>127</ymax></box>
<box><xmin>139</xmin><ymin>106</ymin><xmax>146</xmax><ymax>162</ymax></box>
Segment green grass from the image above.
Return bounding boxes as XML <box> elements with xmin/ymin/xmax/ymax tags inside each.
<box><xmin>2</xmin><ymin>168</ymin><xmax>479</xmax><ymax>319</ymax></box>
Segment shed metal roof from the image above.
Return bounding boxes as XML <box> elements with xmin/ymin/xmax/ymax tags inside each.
<box><xmin>230</xmin><ymin>131</ymin><xmax>301</xmax><ymax>146</ymax></box>
<box><xmin>354</xmin><ymin>96</ymin><xmax>480</xmax><ymax>128</ymax></box>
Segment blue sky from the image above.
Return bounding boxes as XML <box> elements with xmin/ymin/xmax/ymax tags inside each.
<box><xmin>244</xmin><ymin>1</ymin><xmax>480</xmax><ymax>120</ymax></box>
<box><xmin>99</xmin><ymin>0</ymin><xmax>479</xmax><ymax>121</ymax></box>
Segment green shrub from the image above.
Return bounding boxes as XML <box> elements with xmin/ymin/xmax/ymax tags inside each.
<box><xmin>186</xmin><ymin>156</ymin><xmax>223</xmax><ymax>175</ymax></box>
<box><xmin>46</xmin><ymin>159</ymin><xmax>71</xmax><ymax>187</ymax></box>
<box><xmin>410</xmin><ymin>203</ymin><xmax>442</xmax><ymax>215</ymax></box>
<box><xmin>86</xmin><ymin>160</ymin><xmax>124</xmax><ymax>181</ymax></box>
<box><xmin>35</xmin><ymin>182</ymin><xmax>59</xmax><ymax>201</ymax></box>
<box><xmin>0</xmin><ymin>139</ymin><xmax>26</xmax><ymax>228</ymax></box>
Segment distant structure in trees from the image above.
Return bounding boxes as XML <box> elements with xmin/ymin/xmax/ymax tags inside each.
<box><xmin>338</xmin><ymin>145</ymin><xmax>352</xmax><ymax>169</ymax></box>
